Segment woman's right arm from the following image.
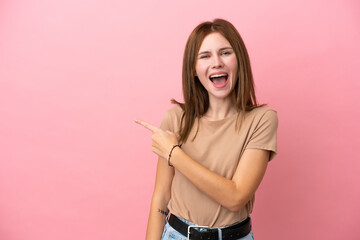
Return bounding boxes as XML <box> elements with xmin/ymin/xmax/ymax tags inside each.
<box><xmin>146</xmin><ymin>156</ymin><xmax>174</xmax><ymax>240</ymax></box>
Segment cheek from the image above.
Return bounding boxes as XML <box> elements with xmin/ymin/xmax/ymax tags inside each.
<box><xmin>195</xmin><ymin>61</ymin><xmax>208</xmax><ymax>76</ymax></box>
<box><xmin>197</xmin><ymin>75</ymin><xmax>207</xmax><ymax>87</ymax></box>
<box><xmin>194</xmin><ymin>65</ymin><xmax>201</xmax><ymax>77</ymax></box>
<box><xmin>229</xmin><ymin>57</ymin><xmax>238</xmax><ymax>72</ymax></box>
<box><xmin>195</xmin><ymin>73</ymin><xmax>208</xmax><ymax>89</ymax></box>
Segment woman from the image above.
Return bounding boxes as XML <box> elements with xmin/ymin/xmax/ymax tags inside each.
<box><xmin>136</xmin><ymin>18</ymin><xmax>278</xmax><ymax>240</ymax></box>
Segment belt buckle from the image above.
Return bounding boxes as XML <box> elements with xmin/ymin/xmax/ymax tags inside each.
<box><xmin>187</xmin><ymin>225</ymin><xmax>209</xmax><ymax>240</ymax></box>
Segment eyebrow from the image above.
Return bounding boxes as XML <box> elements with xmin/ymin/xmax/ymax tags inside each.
<box><xmin>198</xmin><ymin>47</ymin><xmax>233</xmax><ymax>55</ymax></box>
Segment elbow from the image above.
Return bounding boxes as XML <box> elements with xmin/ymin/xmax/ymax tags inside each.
<box><xmin>226</xmin><ymin>203</ymin><xmax>243</xmax><ymax>213</ymax></box>
<box><xmin>152</xmin><ymin>192</ymin><xmax>171</xmax><ymax>207</ymax></box>
<box><xmin>224</xmin><ymin>195</ymin><xmax>249</xmax><ymax>212</ymax></box>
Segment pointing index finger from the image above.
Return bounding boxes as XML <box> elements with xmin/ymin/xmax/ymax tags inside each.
<box><xmin>135</xmin><ymin>119</ymin><xmax>160</xmax><ymax>133</ymax></box>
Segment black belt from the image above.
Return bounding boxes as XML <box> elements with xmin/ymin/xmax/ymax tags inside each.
<box><xmin>168</xmin><ymin>213</ymin><xmax>251</xmax><ymax>240</ymax></box>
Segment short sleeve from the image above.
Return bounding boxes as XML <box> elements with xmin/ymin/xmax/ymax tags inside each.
<box><xmin>159</xmin><ymin>106</ymin><xmax>183</xmax><ymax>133</ymax></box>
<box><xmin>159</xmin><ymin>110</ymin><xmax>173</xmax><ymax>132</ymax></box>
<box><xmin>246</xmin><ymin>110</ymin><xmax>278</xmax><ymax>161</ymax></box>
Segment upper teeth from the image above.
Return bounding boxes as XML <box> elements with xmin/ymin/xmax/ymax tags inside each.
<box><xmin>210</xmin><ymin>74</ymin><xmax>227</xmax><ymax>78</ymax></box>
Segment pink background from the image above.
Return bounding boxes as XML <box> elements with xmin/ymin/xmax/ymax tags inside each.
<box><xmin>1</xmin><ymin>0</ymin><xmax>359</xmax><ymax>239</ymax></box>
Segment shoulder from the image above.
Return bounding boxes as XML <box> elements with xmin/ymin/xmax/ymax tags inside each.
<box><xmin>246</xmin><ymin>106</ymin><xmax>278</xmax><ymax>122</ymax></box>
<box><xmin>160</xmin><ymin>105</ymin><xmax>184</xmax><ymax>131</ymax></box>
<box><xmin>162</xmin><ymin>105</ymin><xmax>184</xmax><ymax>123</ymax></box>
<box><xmin>164</xmin><ymin>104</ymin><xmax>184</xmax><ymax>118</ymax></box>
<box><xmin>243</xmin><ymin>106</ymin><xmax>278</xmax><ymax>132</ymax></box>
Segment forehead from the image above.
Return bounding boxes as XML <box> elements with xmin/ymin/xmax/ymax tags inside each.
<box><xmin>198</xmin><ymin>32</ymin><xmax>232</xmax><ymax>52</ymax></box>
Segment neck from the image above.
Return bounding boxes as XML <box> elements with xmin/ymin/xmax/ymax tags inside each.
<box><xmin>204</xmin><ymin>95</ymin><xmax>237</xmax><ymax>120</ymax></box>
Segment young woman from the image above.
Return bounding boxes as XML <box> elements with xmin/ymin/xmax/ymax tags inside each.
<box><xmin>136</xmin><ymin>18</ymin><xmax>278</xmax><ymax>240</ymax></box>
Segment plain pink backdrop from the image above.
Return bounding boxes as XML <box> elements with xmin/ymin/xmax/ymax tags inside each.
<box><xmin>1</xmin><ymin>0</ymin><xmax>359</xmax><ymax>239</ymax></box>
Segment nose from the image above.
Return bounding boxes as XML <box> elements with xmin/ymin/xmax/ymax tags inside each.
<box><xmin>212</xmin><ymin>55</ymin><xmax>224</xmax><ymax>68</ymax></box>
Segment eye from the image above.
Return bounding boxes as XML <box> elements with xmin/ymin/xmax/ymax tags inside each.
<box><xmin>222</xmin><ymin>51</ymin><xmax>232</xmax><ymax>56</ymax></box>
<box><xmin>199</xmin><ymin>54</ymin><xmax>209</xmax><ymax>59</ymax></box>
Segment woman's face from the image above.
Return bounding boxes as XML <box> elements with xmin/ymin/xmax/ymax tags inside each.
<box><xmin>195</xmin><ymin>32</ymin><xmax>238</xmax><ymax>101</ymax></box>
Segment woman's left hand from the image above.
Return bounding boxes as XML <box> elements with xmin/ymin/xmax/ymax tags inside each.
<box><xmin>135</xmin><ymin>119</ymin><xmax>179</xmax><ymax>160</ymax></box>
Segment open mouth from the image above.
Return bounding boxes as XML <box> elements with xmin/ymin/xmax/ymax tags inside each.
<box><xmin>209</xmin><ymin>73</ymin><xmax>228</xmax><ymax>87</ymax></box>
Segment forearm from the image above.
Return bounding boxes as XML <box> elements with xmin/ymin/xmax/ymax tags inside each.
<box><xmin>170</xmin><ymin>148</ymin><xmax>241</xmax><ymax>211</ymax></box>
<box><xmin>170</xmin><ymin>147</ymin><xmax>268</xmax><ymax>212</ymax></box>
<box><xmin>146</xmin><ymin>196</ymin><xmax>169</xmax><ymax>240</ymax></box>
<box><xmin>146</xmin><ymin>156</ymin><xmax>174</xmax><ymax>240</ymax></box>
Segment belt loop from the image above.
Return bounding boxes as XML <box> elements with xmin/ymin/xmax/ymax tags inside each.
<box><xmin>217</xmin><ymin>228</ymin><xmax>222</xmax><ymax>240</ymax></box>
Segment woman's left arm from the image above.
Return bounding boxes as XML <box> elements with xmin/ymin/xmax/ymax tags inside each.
<box><xmin>170</xmin><ymin>147</ymin><xmax>269</xmax><ymax>212</ymax></box>
<box><xmin>135</xmin><ymin>119</ymin><xmax>270</xmax><ymax>212</ymax></box>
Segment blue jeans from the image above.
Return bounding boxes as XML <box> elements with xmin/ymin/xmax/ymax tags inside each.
<box><xmin>161</xmin><ymin>215</ymin><xmax>254</xmax><ymax>240</ymax></box>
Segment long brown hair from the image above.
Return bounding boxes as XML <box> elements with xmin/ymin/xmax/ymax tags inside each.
<box><xmin>172</xmin><ymin>18</ymin><xmax>263</xmax><ymax>143</ymax></box>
